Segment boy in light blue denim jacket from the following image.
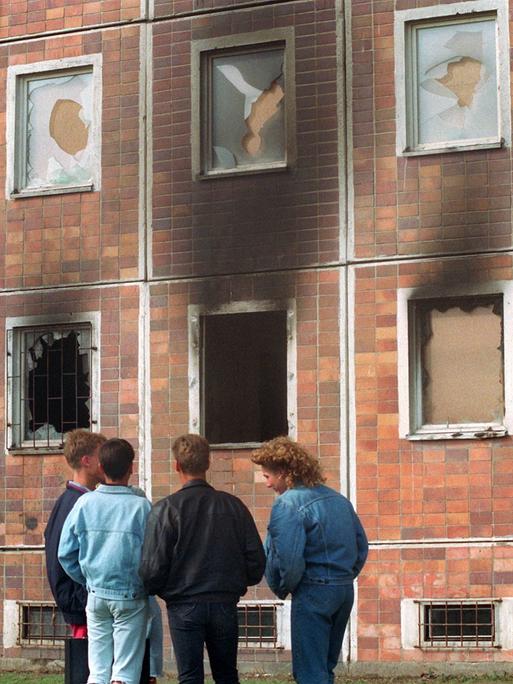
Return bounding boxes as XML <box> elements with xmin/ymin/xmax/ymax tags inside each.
<box><xmin>59</xmin><ymin>438</ymin><xmax>151</xmax><ymax>684</ymax></box>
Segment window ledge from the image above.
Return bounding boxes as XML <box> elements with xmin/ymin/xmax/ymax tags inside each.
<box><xmin>7</xmin><ymin>445</ymin><xmax>64</xmax><ymax>456</ymax></box>
<box><xmin>406</xmin><ymin>425</ymin><xmax>508</xmax><ymax>441</ymax></box>
<box><xmin>400</xmin><ymin>139</ymin><xmax>504</xmax><ymax>157</ymax></box>
<box><xmin>10</xmin><ymin>183</ymin><xmax>94</xmax><ymax>199</ymax></box>
<box><xmin>197</xmin><ymin>161</ymin><xmax>289</xmax><ymax>181</ymax></box>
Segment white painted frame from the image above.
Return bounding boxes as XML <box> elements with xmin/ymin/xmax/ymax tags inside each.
<box><xmin>191</xmin><ymin>28</ymin><xmax>296</xmax><ymax>180</ymax></box>
<box><xmin>6</xmin><ymin>54</ymin><xmax>102</xmax><ymax>198</ymax></box>
<box><xmin>188</xmin><ymin>300</ymin><xmax>297</xmax><ymax>447</ymax></box>
<box><xmin>398</xmin><ymin>281</ymin><xmax>513</xmax><ymax>440</ymax></box>
<box><xmin>238</xmin><ymin>599</ymin><xmax>291</xmax><ymax>650</ymax></box>
<box><xmin>5</xmin><ymin>311</ymin><xmax>101</xmax><ymax>453</ymax></box>
<box><xmin>395</xmin><ymin>0</ymin><xmax>511</xmax><ymax>156</ymax></box>
<box><xmin>401</xmin><ymin>598</ymin><xmax>513</xmax><ymax>650</ymax></box>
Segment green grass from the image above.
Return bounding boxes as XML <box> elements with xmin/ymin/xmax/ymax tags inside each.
<box><xmin>2</xmin><ymin>676</ymin><xmax>513</xmax><ymax>684</ymax></box>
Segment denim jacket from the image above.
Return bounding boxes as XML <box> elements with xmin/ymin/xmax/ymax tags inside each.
<box><xmin>264</xmin><ymin>484</ymin><xmax>368</xmax><ymax>599</ymax></box>
<box><xmin>58</xmin><ymin>485</ymin><xmax>151</xmax><ymax>601</ymax></box>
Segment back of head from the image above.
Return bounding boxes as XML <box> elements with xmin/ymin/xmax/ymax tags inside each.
<box><xmin>172</xmin><ymin>434</ymin><xmax>210</xmax><ymax>476</ymax></box>
<box><xmin>64</xmin><ymin>429</ymin><xmax>107</xmax><ymax>470</ymax></box>
<box><xmin>251</xmin><ymin>436</ymin><xmax>325</xmax><ymax>488</ymax></box>
<box><xmin>99</xmin><ymin>438</ymin><xmax>135</xmax><ymax>481</ymax></box>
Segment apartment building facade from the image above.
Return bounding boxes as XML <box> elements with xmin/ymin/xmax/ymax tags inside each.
<box><xmin>0</xmin><ymin>0</ymin><xmax>512</xmax><ymax>673</ymax></box>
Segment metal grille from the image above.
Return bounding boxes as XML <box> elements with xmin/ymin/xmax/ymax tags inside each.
<box><xmin>7</xmin><ymin>323</ymin><xmax>94</xmax><ymax>449</ymax></box>
<box><xmin>417</xmin><ymin>600</ymin><xmax>500</xmax><ymax>649</ymax></box>
<box><xmin>19</xmin><ymin>603</ymin><xmax>68</xmax><ymax>646</ymax></box>
<box><xmin>237</xmin><ymin>603</ymin><xmax>280</xmax><ymax>648</ymax></box>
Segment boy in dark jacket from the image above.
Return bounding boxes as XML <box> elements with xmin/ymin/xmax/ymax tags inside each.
<box><xmin>140</xmin><ymin>434</ymin><xmax>265</xmax><ymax>684</ymax></box>
<box><xmin>44</xmin><ymin>429</ymin><xmax>106</xmax><ymax>635</ymax></box>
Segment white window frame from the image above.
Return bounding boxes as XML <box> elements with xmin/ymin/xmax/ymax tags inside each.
<box><xmin>191</xmin><ymin>28</ymin><xmax>296</xmax><ymax>180</ymax></box>
<box><xmin>6</xmin><ymin>54</ymin><xmax>102</xmax><ymax>198</ymax></box>
<box><xmin>395</xmin><ymin>0</ymin><xmax>511</xmax><ymax>156</ymax></box>
<box><xmin>188</xmin><ymin>300</ymin><xmax>297</xmax><ymax>448</ymax></box>
<box><xmin>5</xmin><ymin>312</ymin><xmax>100</xmax><ymax>453</ymax></box>
<box><xmin>401</xmin><ymin>598</ymin><xmax>513</xmax><ymax>650</ymax></box>
<box><xmin>397</xmin><ymin>282</ymin><xmax>513</xmax><ymax>440</ymax></box>
<box><xmin>237</xmin><ymin>599</ymin><xmax>291</xmax><ymax>650</ymax></box>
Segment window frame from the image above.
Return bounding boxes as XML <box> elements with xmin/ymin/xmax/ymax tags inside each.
<box><xmin>191</xmin><ymin>28</ymin><xmax>296</xmax><ymax>180</ymax></box>
<box><xmin>401</xmin><ymin>598</ymin><xmax>509</xmax><ymax>651</ymax></box>
<box><xmin>394</xmin><ymin>0</ymin><xmax>511</xmax><ymax>156</ymax></box>
<box><xmin>237</xmin><ymin>599</ymin><xmax>290</xmax><ymax>650</ymax></box>
<box><xmin>188</xmin><ymin>300</ymin><xmax>297</xmax><ymax>448</ymax></box>
<box><xmin>397</xmin><ymin>282</ymin><xmax>513</xmax><ymax>440</ymax></box>
<box><xmin>6</xmin><ymin>54</ymin><xmax>102</xmax><ymax>198</ymax></box>
<box><xmin>5</xmin><ymin>312</ymin><xmax>100</xmax><ymax>454</ymax></box>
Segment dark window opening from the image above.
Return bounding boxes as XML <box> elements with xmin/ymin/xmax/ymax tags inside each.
<box><xmin>19</xmin><ymin>603</ymin><xmax>68</xmax><ymax>645</ymax></box>
<box><xmin>202</xmin><ymin>311</ymin><xmax>288</xmax><ymax>444</ymax></box>
<box><xmin>420</xmin><ymin>601</ymin><xmax>498</xmax><ymax>648</ymax></box>
<box><xmin>238</xmin><ymin>604</ymin><xmax>279</xmax><ymax>647</ymax></box>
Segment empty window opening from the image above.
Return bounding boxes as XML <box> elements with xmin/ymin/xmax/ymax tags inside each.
<box><xmin>238</xmin><ymin>604</ymin><xmax>279</xmax><ymax>648</ymax></box>
<box><xmin>202</xmin><ymin>311</ymin><xmax>288</xmax><ymax>444</ymax></box>
<box><xmin>19</xmin><ymin>603</ymin><xmax>68</xmax><ymax>646</ymax></box>
<box><xmin>8</xmin><ymin>323</ymin><xmax>94</xmax><ymax>448</ymax></box>
<box><xmin>418</xmin><ymin>600</ymin><xmax>499</xmax><ymax>648</ymax></box>
<box><xmin>412</xmin><ymin>295</ymin><xmax>503</xmax><ymax>427</ymax></box>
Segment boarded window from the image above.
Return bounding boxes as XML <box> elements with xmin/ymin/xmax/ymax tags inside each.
<box><xmin>8</xmin><ymin>323</ymin><xmax>94</xmax><ymax>449</ymax></box>
<box><xmin>202</xmin><ymin>311</ymin><xmax>288</xmax><ymax>444</ymax></box>
<box><xmin>413</xmin><ymin>296</ymin><xmax>503</xmax><ymax>426</ymax></box>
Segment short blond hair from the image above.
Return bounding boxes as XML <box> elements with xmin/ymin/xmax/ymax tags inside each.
<box><xmin>64</xmin><ymin>429</ymin><xmax>107</xmax><ymax>470</ymax></box>
<box><xmin>172</xmin><ymin>434</ymin><xmax>210</xmax><ymax>475</ymax></box>
<box><xmin>251</xmin><ymin>436</ymin><xmax>325</xmax><ymax>489</ymax></box>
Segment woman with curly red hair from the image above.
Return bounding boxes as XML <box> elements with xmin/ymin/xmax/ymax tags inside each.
<box><xmin>252</xmin><ymin>436</ymin><xmax>368</xmax><ymax>684</ymax></box>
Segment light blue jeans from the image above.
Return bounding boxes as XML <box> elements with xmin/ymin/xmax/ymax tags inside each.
<box><xmin>86</xmin><ymin>594</ymin><xmax>149</xmax><ymax>684</ymax></box>
<box><xmin>148</xmin><ymin>596</ymin><xmax>163</xmax><ymax>678</ymax></box>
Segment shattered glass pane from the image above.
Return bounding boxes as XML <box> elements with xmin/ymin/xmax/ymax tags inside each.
<box><xmin>25</xmin><ymin>72</ymin><xmax>93</xmax><ymax>189</ymax></box>
<box><xmin>23</xmin><ymin>328</ymin><xmax>91</xmax><ymax>442</ymax></box>
<box><xmin>210</xmin><ymin>48</ymin><xmax>285</xmax><ymax>170</ymax></box>
<box><xmin>422</xmin><ymin>302</ymin><xmax>503</xmax><ymax>424</ymax></box>
<box><xmin>416</xmin><ymin>19</ymin><xmax>498</xmax><ymax>145</ymax></box>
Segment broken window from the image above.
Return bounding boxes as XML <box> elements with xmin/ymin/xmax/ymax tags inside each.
<box><xmin>6</xmin><ymin>56</ymin><xmax>101</xmax><ymax>197</ymax></box>
<box><xmin>201</xmin><ymin>311</ymin><xmax>288</xmax><ymax>444</ymax></box>
<box><xmin>395</xmin><ymin>5</ymin><xmax>509</xmax><ymax>154</ymax></box>
<box><xmin>192</xmin><ymin>30</ymin><xmax>295</xmax><ymax>178</ymax></box>
<box><xmin>411</xmin><ymin>295</ymin><xmax>504</xmax><ymax>429</ymax></box>
<box><xmin>7</xmin><ymin>323</ymin><xmax>95</xmax><ymax>449</ymax></box>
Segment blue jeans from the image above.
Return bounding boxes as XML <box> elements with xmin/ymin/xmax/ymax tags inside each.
<box><xmin>167</xmin><ymin>602</ymin><xmax>240</xmax><ymax>684</ymax></box>
<box><xmin>148</xmin><ymin>596</ymin><xmax>164</xmax><ymax>678</ymax></box>
<box><xmin>291</xmin><ymin>582</ymin><xmax>354</xmax><ymax>684</ymax></box>
<box><xmin>86</xmin><ymin>594</ymin><xmax>149</xmax><ymax>684</ymax></box>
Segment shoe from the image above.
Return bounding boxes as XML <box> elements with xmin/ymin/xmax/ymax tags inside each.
<box><xmin>149</xmin><ymin>678</ymin><xmax>157</xmax><ymax>684</ymax></box>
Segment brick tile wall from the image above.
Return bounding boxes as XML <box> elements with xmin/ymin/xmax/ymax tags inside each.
<box><xmin>152</xmin><ymin>0</ymin><xmax>340</xmax><ymax>278</ymax></box>
<box><xmin>0</xmin><ymin>27</ymin><xmax>141</xmax><ymax>289</ymax></box>
<box><xmin>351</xmin><ymin>0</ymin><xmax>513</xmax><ymax>259</ymax></box>
<box><xmin>0</xmin><ymin>0</ymin><xmax>141</xmax><ymax>39</ymax></box>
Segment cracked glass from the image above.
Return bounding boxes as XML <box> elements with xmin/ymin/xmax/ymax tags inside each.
<box><xmin>415</xmin><ymin>17</ymin><xmax>498</xmax><ymax>146</ymax></box>
<box><xmin>24</xmin><ymin>71</ymin><xmax>94</xmax><ymax>189</ymax></box>
<box><xmin>208</xmin><ymin>47</ymin><xmax>286</xmax><ymax>171</ymax></box>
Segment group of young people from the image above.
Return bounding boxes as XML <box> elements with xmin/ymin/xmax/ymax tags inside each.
<box><xmin>45</xmin><ymin>429</ymin><xmax>368</xmax><ymax>684</ymax></box>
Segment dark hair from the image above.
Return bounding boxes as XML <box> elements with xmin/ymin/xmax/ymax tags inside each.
<box><xmin>172</xmin><ymin>434</ymin><xmax>210</xmax><ymax>475</ymax></box>
<box><xmin>64</xmin><ymin>429</ymin><xmax>107</xmax><ymax>469</ymax></box>
<box><xmin>99</xmin><ymin>438</ymin><xmax>135</xmax><ymax>481</ymax></box>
